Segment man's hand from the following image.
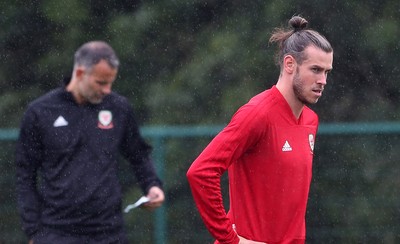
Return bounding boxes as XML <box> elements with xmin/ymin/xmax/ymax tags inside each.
<box><xmin>238</xmin><ymin>235</ymin><xmax>267</xmax><ymax>244</ymax></box>
<box><xmin>142</xmin><ymin>186</ymin><xmax>164</xmax><ymax>210</ymax></box>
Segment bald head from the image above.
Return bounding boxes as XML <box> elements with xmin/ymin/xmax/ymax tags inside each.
<box><xmin>74</xmin><ymin>41</ymin><xmax>120</xmax><ymax>70</ymax></box>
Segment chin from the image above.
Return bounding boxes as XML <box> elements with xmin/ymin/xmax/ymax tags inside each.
<box><xmin>311</xmin><ymin>99</ymin><xmax>320</xmax><ymax>104</ymax></box>
<box><xmin>89</xmin><ymin>99</ymin><xmax>103</xmax><ymax>104</ymax></box>
<box><xmin>301</xmin><ymin>98</ymin><xmax>318</xmax><ymax>106</ymax></box>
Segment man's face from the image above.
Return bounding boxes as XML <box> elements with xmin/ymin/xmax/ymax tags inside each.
<box><xmin>293</xmin><ymin>45</ymin><xmax>333</xmax><ymax>105</ymax></box>
<box><xmin>77</xmin><ymin>60</ymin><xmax>118</xmax><ymax>104</ymax></box>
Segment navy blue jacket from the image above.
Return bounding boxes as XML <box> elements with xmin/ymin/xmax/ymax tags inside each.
<box><xmin>15</xmin><ymin>87</ymin><xmax>162</xmax><ymax>238</ymax></box>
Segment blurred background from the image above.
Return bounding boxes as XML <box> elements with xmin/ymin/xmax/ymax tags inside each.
<box><xmin>1</xmin><ymin>0</ymin><xmax>400</xmax><ymax>243</ymax></box>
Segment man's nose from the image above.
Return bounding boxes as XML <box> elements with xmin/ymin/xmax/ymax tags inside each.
<box><xmin>318</xmin><ymin>73</ymin><xmax>328</xmax><ymax>85</ymax></box>
<box><xmin>102</xmin><ymin>85</ymin><xmax>112</xmax><ymax>95</ymax></box>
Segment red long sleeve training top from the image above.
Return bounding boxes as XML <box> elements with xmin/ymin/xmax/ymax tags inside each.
<box><xmin>187</xmin><ymin>86</ymin><xmax>318</xmax><ymax>244</ymax></box>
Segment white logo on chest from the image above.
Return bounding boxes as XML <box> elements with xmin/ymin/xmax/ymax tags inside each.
<box><xmin>282</xmin><ymin>140</ymin><xmax>292</xmax><ymax>152</ymax></box>
<box><xmin>98</xmin><ymin>110</ymin><xmax>114</xmax><ymax>129</ymax></box>
<box><xmin>53</xmin><ymin>116</ymin><xmax>68</xmax><ymax>127</ymax></box>
<box><xmin>309</xmin><ymin>134</ymin><xmax>315</xmax><ymax>153</ymax></box>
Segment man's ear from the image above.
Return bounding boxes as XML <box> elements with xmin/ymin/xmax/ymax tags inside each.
<box><xmin>74</xmin><ymin>66</ymin><xmax>86</xmax><ymax>80</ymax></box>
<box><xmin>283</xmin><ymin>55</ymin><xmax>296</xmax><ymax>74</ymax></box>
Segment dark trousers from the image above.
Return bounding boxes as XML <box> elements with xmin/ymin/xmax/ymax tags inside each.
<box><xmin>32</xmin><ymin>227</ymin><xmax>129</xmax><ymax>244</ymax></box>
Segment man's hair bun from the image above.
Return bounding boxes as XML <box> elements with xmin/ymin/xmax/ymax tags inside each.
<box><xmin>289</xmin><ymin>16</ymin><xmax>308</xmax><ymax>32</ymax></box>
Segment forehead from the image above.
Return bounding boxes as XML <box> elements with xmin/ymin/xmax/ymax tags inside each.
<box><xmin>90</xmin><ymin>60</ymin><xmax>118</xmax><ymax>80</ymax></box>
<box><xmin>302</xmin><ymin>45</ymin><xmax>333</xmax><ymax>69</ymax></box>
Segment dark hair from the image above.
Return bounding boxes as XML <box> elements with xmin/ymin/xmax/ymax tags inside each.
<box><xmin>269</xmin><ymin>16</ymin><xmax>333</xmax><ymax>69</ymax></box>
<box><xmin>74</xmin><ymin>41</ymin><xmax>120</xmax><ymax>70</ymax></box>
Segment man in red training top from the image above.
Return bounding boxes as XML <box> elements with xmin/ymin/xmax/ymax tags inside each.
<box><xmin>187</xmin><ymin>15</ymin><xmax>333</xmax><ymax>244</ymax></box>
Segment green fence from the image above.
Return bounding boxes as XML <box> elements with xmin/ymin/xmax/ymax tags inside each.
<box><xmin>1</xmin><ymin>123</ymin><xmax>400</xmax><ymax>243</ymax></box>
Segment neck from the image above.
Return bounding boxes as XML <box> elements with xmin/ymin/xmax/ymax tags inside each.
<box><xmin>276</xmin><ymin>79</ymin><xmax>304</xmax><ymax>119</ymax></box>
<box><xmin>66</xmin><ymin>79</ymin><xmax>84</xmax><ymax>104</ymax></box>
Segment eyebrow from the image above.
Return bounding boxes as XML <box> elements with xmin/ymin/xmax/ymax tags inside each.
<box><xmin>96</xmin><ymin>80</ymin><xmax>110</xmax><ymax>85</ymax></box>
<box><xmin>312</xmin><ymin>64</ymin><xmax>332</xmax><ymax>71</ymax></box>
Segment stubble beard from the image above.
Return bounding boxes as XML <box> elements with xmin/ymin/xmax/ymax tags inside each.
<box><xmin>85</xmin><ymin>93</ymin><xmax>103</xmax><ymax>104</ymax></box>
<box><xmin>78</xmin><ymin>82</ymin><xmax>103</xmax><ymax>105</ymax></box>
<box><xmin>292</xmin><ymin>71</ymin><xmax>319</xmax><ymax>105</ymax></box>
<box><xmin>87</xmin><ymin>92</ymin><xmax>104</xmax><ymax>104</ymax></box>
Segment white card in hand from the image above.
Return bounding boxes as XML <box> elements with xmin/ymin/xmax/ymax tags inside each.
<box><xmin>124</xmin><ymin>196</ymin><xmax>150</xmax><ymax>213</ymax></box>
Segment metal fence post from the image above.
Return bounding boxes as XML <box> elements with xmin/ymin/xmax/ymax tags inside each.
<box><xmin>152</xmin><ymin>136</ymin><xmax>166</xmax><ymax>244</ymax></box>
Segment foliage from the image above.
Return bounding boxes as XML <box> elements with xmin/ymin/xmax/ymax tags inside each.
<box><xmin>1</xmin><ymin>0</ymin><xmax>400</xmax><ymax>242</ymax></box>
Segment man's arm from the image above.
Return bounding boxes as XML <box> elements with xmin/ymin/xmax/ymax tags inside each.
<box><xmin>15</xmin><ymin>108</ymin><xmax>42</xmax><ymax>238</ymax></box>
<box><xmin>186</xmin><ymin>130</ymin><xmax>240</xmax><ymax>244</ymax></box>
<box><xmin>186</xmin><ymin>102</ymin><xmax>265</xmax><ymax>244</ymax></box>
<box><xmin>120</xmin><ymin>104</ymin><xmax>163</xmax><ymax>198</ymax></box>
